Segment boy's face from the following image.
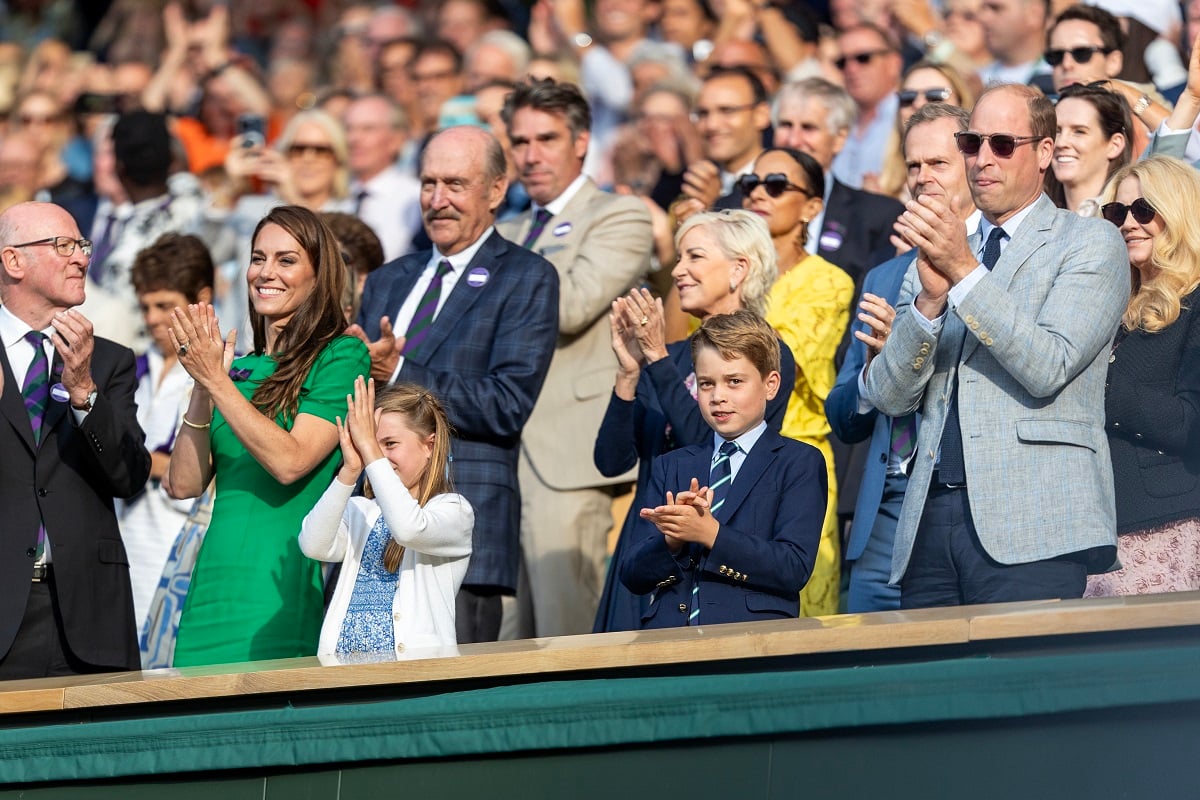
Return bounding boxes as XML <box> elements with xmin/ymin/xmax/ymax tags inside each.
<box><xmin>694</xmin><ymin>344</ymin><xmax>780</xmax><ymax>441</ymax></box>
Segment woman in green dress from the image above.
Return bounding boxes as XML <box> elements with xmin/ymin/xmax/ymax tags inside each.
<box><xmin>166</xmin><ymin>205</ymin><xmax>370</xmax><ymax>667</ymax></box>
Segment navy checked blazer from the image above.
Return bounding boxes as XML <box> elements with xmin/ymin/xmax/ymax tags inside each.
<box><xmin>356</xmin><ymin>229</ymin><xmax>559</xmax><ymax>592</ymax></box>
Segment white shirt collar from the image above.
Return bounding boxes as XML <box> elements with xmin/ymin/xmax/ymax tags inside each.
<box><xmin>531</xmin><ymin>172</ymin><xmax>588</xmax><ymax>218</ymax></box>
<box><xmin>712</xmin><ymin>419</ymin><xmax>768</xmax><ymax>461</ymax></box>
<box><xmin>431</xmin><ymin>226</ymin><xmax>496</xmax><ymax>272</ymax></box>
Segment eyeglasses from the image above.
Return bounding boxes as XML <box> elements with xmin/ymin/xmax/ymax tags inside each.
<box><xmin>1101</xmin><ymin>197</ymin><xmax>1156</xmax><ymax>226</ymax></box>
<box><xmin>898</xmin><ymin>88</ymin><xmax>953</xmax><ymax>108</ymax></box>
<box><xmin>690</xmin><ymin>102</ymin><xmax>758</xmax><ymax>123</ymax></box>
<box><xmin>834</xmin><ymin>49</ymin><xmax>891</xmax><ymax>71</ymax></box>
<box><xmin>954</xmin><ymin>131</ymin><xmax>1044</xmax><ymax>157</ymax></box>
<box><xmin>10</xmin><ymin>236</ymin><xmax>93</xmax><ymax>257</ymax></box>
<box><xmin>737</xmin><ymin>172</ymin><xmax>808</xmax><ymax>198</ymax></box>
<box><xmin>18</xmin><ymin>113</ymin><xmax>61</xmax><ymax>126</ymax></box>
<box><xmin>287</xmin><ymin>143</ymin><xmax>336</xmax><ymax>159</ymax></box>
<box><xmin>1044</xmin><ymin>46</ymin><xmax>1110</xmax><ymax>67</ymax></box>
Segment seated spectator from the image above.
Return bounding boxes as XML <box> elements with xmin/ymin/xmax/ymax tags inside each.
<box><xmin>1088</xmin><ymin>155</ymin><xmax>1200</xmax><ymax>597</ymax></box>
<box><xmin>831</xmin><ymin>23</ymin><xmax>903</xmax><ymax>191</ymax></box>
<box><xmin>1047</xmin><ymin>83</ymin><xmax>1132</xmax><ymax>216</ymax></box>
<box><xmin>122</xmin><ymin>233</ymin><xmax>215</xmax><ymax>643</ymax></box>
<box><xmin>619</xmin><ymin>309</ymin><xmax>826</xmax><ymax>629</ymax></box>
<box><xmin>659</xmin><ymin>0</ymin><xmax>717</xmax><ymax>65</ymax></box>
<box><xmin>320</xmin><ymin>211</ymin><xmax>385</xmax><ymax>322</ymax></box>
<box><xmin>743</xmin><ymin>147</ymin><xmax>853</xmax><ymax>616</ymax></box>
<box><xmin>593</xmin><ymin>209</ymin><xmax>797</xmax><ymax>632</ymax></box>
<box><xmin>977</xmin><ymin>0</ymin><xmax>1052</xmax><ymax>87</ymax></box>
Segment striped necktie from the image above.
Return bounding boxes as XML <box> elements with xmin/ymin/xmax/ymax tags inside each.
<box><xmin>522</xmin><ymin>207</ymin><xmax>552</xmax><ymax>248</ymax></box>
<box><xmin>403</xmin><ymin>259</ymin><xmax>453</xmax><ymax>357</ymax></box>
<box><xmin>23</xmin><ymin>331</ymin><xmax>49</xmax><ymax>561</ymax></box>
<box><xmin>691</xmin><ymin>440</ymin><xmax>739</xmax><ymax>625</ymax></box>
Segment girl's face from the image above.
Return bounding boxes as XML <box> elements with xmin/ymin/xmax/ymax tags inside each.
<box><xmin>1053</xmin><ymin>96</ymin><xmax>1123</xmax><ymax>190</ymax></box>
<box><xmin>376</xmin><ymin>411</ymin><xmax>435</xmax><ymax>494</ymax></box>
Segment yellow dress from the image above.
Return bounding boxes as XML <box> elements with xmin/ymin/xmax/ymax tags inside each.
<box><xmin>765</xmin><ymin>254</ymin><xmax>854</xmax><ymax>617</ymax></box>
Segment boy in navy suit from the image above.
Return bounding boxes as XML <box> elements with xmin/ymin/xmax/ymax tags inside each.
<box><xmin>620</xmin><ymin>310</ymin><xmax>827</xmax><ymax>628</ymax></box>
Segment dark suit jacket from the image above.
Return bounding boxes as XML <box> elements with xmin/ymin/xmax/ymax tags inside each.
<box><xmin>0</xmin><ymin>336</ymin><xmax>148</xmax><ymax>670</ymax></box>
<box><xmin>825</xmin><ymin>253</ymin><xmax>914</xmax><ymax>562</ymax></box>
<box><xmin>356</xmin><ymin>229</ymin><xmax>559</xmax><ymax>592</ymax></box>
<box><xmin>819</xmin><ymin>179</ymin><xmax>904</xmax><ymax>292</ymax></box>
<box><xmin>1106</xmin><ymin>288</ymin><xmax>1200</xmax><ymax>534</ymax></box>
<box><xmin>620</xmin><ymin>428</ymin><xmax>826</xmax><ymax>628</ymax></box>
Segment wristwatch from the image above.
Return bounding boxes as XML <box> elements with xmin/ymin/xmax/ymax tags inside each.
<box><xmin>1132</xmin><ymin>94</ymin><xmax>1151</xmax><ymax>118</ymax></box>
<box><xmin>73</xmin><ymin>388</ymin><xmax>98</xmax><ymax>411</ymax></box>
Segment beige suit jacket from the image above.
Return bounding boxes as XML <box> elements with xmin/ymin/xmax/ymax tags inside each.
<box><xmin>498</xmin><ymin>177</ymin><xmax>653</xmax><ymax>490</ymax></box>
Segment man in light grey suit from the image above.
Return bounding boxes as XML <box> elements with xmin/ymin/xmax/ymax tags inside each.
<box><xmin>497</xmin><ymin>78</ymin><xmax>653</xmax><ymax>637</ymax></box>
<box><xmin>864</xmin><ymin>83</ymin><xmax>1129</xmax><ymax>608</ymax></box>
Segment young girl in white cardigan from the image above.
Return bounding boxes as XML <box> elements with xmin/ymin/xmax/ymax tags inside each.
<box><xmin>300</xmin><ymin>376</ymin><xmax>473</xmax><ymax>658</ymax></box>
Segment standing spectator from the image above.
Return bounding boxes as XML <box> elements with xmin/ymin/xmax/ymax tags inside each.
<box><xmin>409</xmin><ymin>40</ymin><xmax>466</xmax><ymax>144</ymax></box>
<box><xmin>464</xmin><ymin>31</ymin><xmax>531</xmax><ymax>93</ymax></box>
<box><xmin>349</xmin><ymin>126</ymin><xmax>558</xmax><ymax>644</ymax></box>
<box><xmin>496</xmin><ymin>79</ymin><xmax>652</xmax><ymax>638</ymax></box>
<box><xmin>831</xmin><ymin>24</ymin><xmax>903</xmax><ymax>191</ymax></box>
<box><xmin>0</xmin><ymin>201</ymin><xmax>150</xmax><ymax>679</ymax></box>
<box><xmin>977</xmin><ymin>0</ymin><xmax>1052</xmax><ymax>87</ymax></box>
<box><xmin>1048</xmin><ymin>83</ymin><xmax>1132</xmax><ymax>215</ymax></box>
<box><xmin>344</xmin><ymin>93</ymin><xmax>422</xmax><ymax>262</ymax></box>
<box><xmin>864</xmin><ymin>84</ymin><xmax>1129</xmax><ymax>608</ymax></box>
<box><xmin>744</xmin><ymin>147</ymin><xmax>854</xmax><ymax>616</ymax></box>
<box><xmin>167</xmin><ymin>206</ymin><xmax>370</xmax><ymax>667</ymax></box>
<box><xmin>1087</xmin><ymin>156</ymin><xmax>1200</xmax><ymax>597</ymax></box>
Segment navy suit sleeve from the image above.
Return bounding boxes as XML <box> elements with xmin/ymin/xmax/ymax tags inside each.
<box><xmin>594</xmin><ymin>391</ymin><xmax>639</xmax><ymax>477</ymax></box>
<box><xmin>82</xmin><ymin>342</ymin><xmax>151</xmax><ymax>499</ymax></box>
<box><xmin>826</xmin><ymin>280</ymin><xmax>878</xmax><ymax>445</ymax></box>
<box><xmin>705</xmin><ymin>442</ymin><xmax>827</xmax><ymax>596</ymax></box>
<box><xmin>400</xmin><ymin>259</ymin><xmax>560</xmax><ymax>441</ymax></box>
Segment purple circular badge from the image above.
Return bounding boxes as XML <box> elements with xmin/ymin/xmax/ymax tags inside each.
<box><xmin>553</xmin><ymin>222</ymin><xmax>572</xmax><ymax>237</ymax></box>
<box><xmin>50</xmin><ymin>383</ymin><xmax>70</xmax><ymax>403</ymax></box>
<box><xmin>818</xmin><ymin>229</ymin><xmax>844</xmax><ymax>252</ymax></box>
<box><xmin>467</xmin><ymin>267</ymin><xmax>490</xmax><ymax>287</ymax></box>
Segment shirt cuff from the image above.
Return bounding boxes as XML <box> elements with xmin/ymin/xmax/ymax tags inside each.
<box><xmin>948</xmin><ymin>263</ymin><xmax>987</xmax><ymax>309</ymax></box>
<box><xmin>911</xmin><ymin>302</ymin><xmax>945</xmax><ymax>335</ymax></box>
<box><xmin>388</xmin><ymin>355</ymin><xmax>406</xmax><ymax>385</ymax></box>
<box><xmin>856</xmin><ymin>369</ymin><xmax>874</xmax><ymax>415</ymax></box>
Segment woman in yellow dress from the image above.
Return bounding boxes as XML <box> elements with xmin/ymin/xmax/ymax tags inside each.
<box><xmin>741</xmin><ymin>148</ymin><xmax>854</xmax><ymax>616</ymax></box>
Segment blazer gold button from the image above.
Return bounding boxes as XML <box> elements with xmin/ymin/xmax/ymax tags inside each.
<box><xmin>1135</xmin><ymin>433</ymin><xmax>1143</xmax><ymax>439</ymax></box>
<box><xmin>678</xmin><ymin>603</ymin><xmax>688</xmax><ymax>613</ymax></box>
<box><xmin>1113</xmin><ymin>422</ymin><xmax>1120</xmax><ymax>428</ymax></box>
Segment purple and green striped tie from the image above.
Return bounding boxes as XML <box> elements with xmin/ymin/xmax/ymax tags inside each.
<box><xmin>23</xmin><ymin>331</ymin><xmax>48</xmax><ymax>560</ymax></box>
<box><xmin>522</xmin><ymin>207</ymin><xmax>553</xmax><ymax>248</ymax></box>
<box><xmin>403</xmin><ymin>259</ymin><xmax>453</xmax><ymax>357</ymax></box>
<box><xmin>890</xmin><ymin>412</ymin><xmax>917</xmax><ymax>463</ymax></box>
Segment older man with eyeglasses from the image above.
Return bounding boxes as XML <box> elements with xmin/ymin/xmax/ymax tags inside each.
<box><xmin>863</xmin><ymin>83</ymin><xmax>1128</xmax><ymax>609</ymax></box>
<box><xmin>0</xmin><ymin>201</ymin><xmax>149</xmax><ymax>680</ymax></box>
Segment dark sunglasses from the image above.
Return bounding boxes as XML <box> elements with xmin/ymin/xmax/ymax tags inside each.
<box><xmin>1101</xmin><ymin>197</ymin><xmax>1156</xmax><ymax>226</ymax></box>
<box><xmin>287</xmin><ymin>143</ymin><xmax>336</xmax><ymax>158</ymax></box>
<box><xmin>954</xmin><ymin>130</ymin><xmax>1044</xmax><ymax>157</ymax></box>
<box><xmin>834</xmin><ymin>49</ymin><xmax>890</xmax><ymax>71</ymax></box>
<box><xmin>738</xmin><ymin>172</ymin><xmax>808</xmax><ymax>198</ymax></box>
<box><xmin>898</xmin><ymin>88</ymin><xmax>953</xmax><ymax>108</ymax></box>
<box><xmin>1044</xmin><ymin>46</ymin><xmax>1110</xmax><ymax>67</ymax></box>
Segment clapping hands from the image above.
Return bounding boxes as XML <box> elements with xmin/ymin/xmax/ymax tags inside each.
<box><xmin>335</xmin><ymin>375</ymin><xmax>383</xmax><ymax>484</ymax></box>
<box><xmin>640</xmin><ymin>477</ymin><xmax>720</xmax><ymax>552</ymax></box>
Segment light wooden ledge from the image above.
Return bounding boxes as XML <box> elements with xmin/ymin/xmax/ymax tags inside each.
<box><xmin>2</xmin><ymin>591</ymin><xmax>1198</xmax><ymax>715</ymax></box>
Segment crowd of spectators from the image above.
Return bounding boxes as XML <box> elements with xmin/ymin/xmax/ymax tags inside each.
<box><xmin>1</xmin><ymin>0</ymin><xmax>1199</xmax><ymax>677</ymax></box>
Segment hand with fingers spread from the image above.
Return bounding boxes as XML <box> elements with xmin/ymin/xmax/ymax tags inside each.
<box><xmin>168</xmin><ymin>303</ymin><xmax>237</xmax><ymax>391</ymax></box>
<box><xmin>854</xmin><ymin>293</ymin><xmax>897</xmax><ymax>369</ymax></box>
<box><xmin>50</xmin><ymin>309</ymin><xmax>98</xmax><ymax>409</ymax></box>
<box><xmin>345</xmin><ymin>317</ymin><xmax>405</xmax><ymax>384</ymax></box>
<box><xmin>621</xmin><ymin>287</ymin><xmax>668</xmax><ymax>363</ymax></box>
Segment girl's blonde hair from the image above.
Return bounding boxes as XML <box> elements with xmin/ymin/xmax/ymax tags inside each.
<box><xmin>1102</xmin><ymin>156</ymin><xmax>1200</xmax><ymax>332</ymax></box>
<box><xmin>364</xmin><ymin>383</ymin><xmax>455</xmax><ymax>572</ymax></box>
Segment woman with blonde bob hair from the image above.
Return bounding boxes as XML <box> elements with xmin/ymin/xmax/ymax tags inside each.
<box><xmin>592</xmin><ymin>209</ymin><xmax>797</xmax><ymax>632</ymax></box>
<box><xmin>1088</xmin><ymin>155</ymin><xmax>1200</xmax><ymax>597</ymax></box>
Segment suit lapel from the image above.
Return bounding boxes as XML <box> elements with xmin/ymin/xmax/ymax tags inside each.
<box><xmin>415</xmin><ymin>232</ymin><xmax>508</xmax><ymax>361</ymax></box>
<box><xmin>717</xmin><ymin>430</ymin><xmax>780</xmax><ymax>523</ymax></box>
<box><xmin>382</xmin><ymin>256</ymin><xmax>423</xmax><ymax>329</ymax></box>
<box><xmin>0</xmin><ymin>342</ymin><xmax>36</xmax><ymax>453</ymax></box>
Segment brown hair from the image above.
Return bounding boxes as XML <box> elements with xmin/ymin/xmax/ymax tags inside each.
<box><xmin>690</xmin><ymin>308</ymin><xmax>781</xmax><ymax>378</ymax></box>
<box><xmin>248</xmin><ymin>205</ymin><xmax>348</xmax><ymax>423</ymax></box>
<box><xmin>131</xmin><ymin>232</ymin><xmax>215</xmax><ymax>301</ymax></box>
<box><xmin>364</xmin><ymin>383</ymin><xmax>456</xmax><ymax>572</ymax></box>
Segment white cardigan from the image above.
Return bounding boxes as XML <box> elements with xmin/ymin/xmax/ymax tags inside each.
<box><xmin>299</xmin><ymin>459</ymin><xmax>473</xmax><ymax>657</ymax></box>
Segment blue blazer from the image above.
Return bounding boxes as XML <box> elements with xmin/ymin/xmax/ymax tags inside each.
<box><xmin>825</xmin><ymin>252</ymin><xmax>914</xmax><ymax>562</ymax></box>
<box><xmin>619</xmin><ymin>428</ymin><xmax>826</xmax><ymax>628</ymax></box>
<box><xmin>356</xmin><ymin>230</ymin><xmax>559</xmax><ymax>592</ymax></box>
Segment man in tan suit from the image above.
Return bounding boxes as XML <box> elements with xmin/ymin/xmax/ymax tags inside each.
<box><xmin>497</xmin><ymin>78</ymin><xmax>653</xmax><ymax>638</ymax></box>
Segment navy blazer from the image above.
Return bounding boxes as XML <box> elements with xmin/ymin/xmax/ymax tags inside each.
<box><xmin>356</xmin><ymin>230</ymin><xmax>559</xmax><ymax>591</ymax></box>
<box><xmin>591</xmin><ymin>338</ymin><xmax>796</xmax><ymax>632</ymax></box>
<box><xmin>825</xmin><ymin>253</ymin><xmax>914</xmax><ymax>561</ymax></box>
<box><xmin>619</xmin><ymin>428</ymin><xmax>826</xmax><ymax>628</ymax></box>
<box><xmin>1106</xmin><ymin>288</ymin><xmax>1200</xmax><ymax>533</ymax></box>
<box><xmin>819</xmin><ymin>179</ymin><xmax>904</xmax><ymax>291</ymax></box>
<box><xmin>0</xmin><ymin>336</ymin><xmax>149</xmax><ymax>670</ymax></box>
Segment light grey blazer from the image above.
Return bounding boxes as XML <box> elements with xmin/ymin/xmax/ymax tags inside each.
<box><xmin>863</xmin><ymin>194</ymin><xmax>1129</xmax><ymax>583</ymax></box>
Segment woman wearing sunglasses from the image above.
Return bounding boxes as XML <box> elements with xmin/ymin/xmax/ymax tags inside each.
<box><xmin>1047</xmin><ymin>84</ymin><xmax>1131</xmax><ymax>216</ymax></box>
<box><xmin>743</xmin><ymin>147</ymin><xmax>853</xmax><ymax>617</ymax></box>
<box><xmin>875</xmin><ymin>60</ymin><xmax>975</xmax><ymax>201</ymax></box>
<box><xmin>591</xmin><ymin>210</ymin><xmax>797</xmax><ymax>632</ymax></box>
<box><xmin>1086</xmin><ymin>155</ymin><xmax>1200</xmax><ymax>598</ymax></box>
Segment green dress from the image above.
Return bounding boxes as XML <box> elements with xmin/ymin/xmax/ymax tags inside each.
<box><xmin>172</xmin><ymin>336</ymin><xmax>369</xmax><ymax>667</ymax></box>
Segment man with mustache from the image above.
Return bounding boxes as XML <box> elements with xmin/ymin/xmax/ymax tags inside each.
<box><xmin>496</xmin><ymin>78</ymin><xmax>652</xmax><ymax>638</ymax></box>
<box><xmin>350</xmin><ymin>125</ymin><xmax>559</xmax><ymax>643</ymax></box>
